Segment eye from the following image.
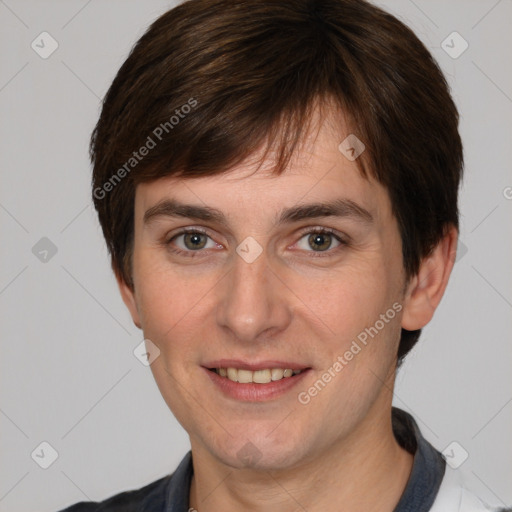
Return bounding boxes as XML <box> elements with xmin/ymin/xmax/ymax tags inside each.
<box><xmin>165</xmin><ymin>227</ymin><xmax>347</xmax><ymax>258</ymax></box>
<box><xmin>167</xmin><ymin>229</ymin><xmax>219</xmax><ymax>255</ymax></box>
<box><xmin>295</xmin><ymin>229</ymin><xmax>345</xmax><ymax>253</ymax></box>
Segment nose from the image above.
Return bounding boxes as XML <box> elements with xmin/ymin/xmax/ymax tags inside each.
<box><xmin>215</xmin><ymin>244</ymin><xmax>292</xmax><ymax>344</ymax></box>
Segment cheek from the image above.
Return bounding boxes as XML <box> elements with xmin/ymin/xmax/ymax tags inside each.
<box><xmin>314</xmin><ymin>308</ymin><xmax>402</xmax><ymax>414</ymax></box>
<box><xmin>294</xmin><ymin>258</ymin><xmax>403</xmax><ymax>375</ymax></box>
<box><xmin>133</xmin><ymin>254</ymin><xmax>198</xmax><ymax>340</ymax></box>
<box><xmin>132</xmin><ymin>254</ymin><xmax>227</xmax><ymax>367</ymax></box>
<box><xmin>289</xmin><ymin>258</ymin><xmax>391</xmax><ymax>330</ymax></box>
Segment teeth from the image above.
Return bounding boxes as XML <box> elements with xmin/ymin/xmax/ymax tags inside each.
<box><xmin>253</xmin><ymin>369</ymin><xmax>271</xmax><ymax>383</ymax></box>
<box><xmin>237</xmin><ymin>369</ymin><xmax>253</xmax><ymax>383</ymax></box>
<box><xmin>215</xmin><ymin>367</ymin><xmax>303</xmax><ymax>384</ymax></box>
<box><xmin>271</xmin><ymin>368</ymin><xmax>284</xmax><ymax>381</ymax></box>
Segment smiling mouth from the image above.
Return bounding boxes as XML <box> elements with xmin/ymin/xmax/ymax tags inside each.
<box><xmin>208</xmin><ymin>367</ymin><xmax>305</xmax><ymax>384</ymax></box>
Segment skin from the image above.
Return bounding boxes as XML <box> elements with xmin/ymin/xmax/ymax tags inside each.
<box><xmin>118</xmin><ymin>107</ymin><xmax>457</xmax><ymax>511</ymax></box>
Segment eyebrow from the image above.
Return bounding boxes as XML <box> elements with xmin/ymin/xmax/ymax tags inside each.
<box><xmin>143</xmin><ymin>197</ymin><xmax>373</xmax><ymax>227</ymax></box>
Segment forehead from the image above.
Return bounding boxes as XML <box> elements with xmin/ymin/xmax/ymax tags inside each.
<box><xmin>134</xmin><ymin>109</ymin><xmax>392</xmax><ymax>226</ymax></box>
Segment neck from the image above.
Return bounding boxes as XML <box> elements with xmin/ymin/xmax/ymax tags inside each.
<box><xmin>189</xmin><ymin>404</ymin><xmax>413</xmax><ymax>512</ymax></box>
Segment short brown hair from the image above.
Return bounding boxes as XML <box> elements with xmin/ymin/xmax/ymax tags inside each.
<box><xmin>90</xmin><ymin>0</ymin><xmax>463</xmax><ymax>363</ymax></box>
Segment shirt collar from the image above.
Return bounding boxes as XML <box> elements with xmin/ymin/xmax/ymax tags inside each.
<box><xmin>392</xmin><ymin>407</ymin><xmax>446</xmax><ymax>512</ymax></box>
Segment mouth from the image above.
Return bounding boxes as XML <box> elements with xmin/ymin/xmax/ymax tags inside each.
<box><xmin>203</xmin><ymin>361</ymin><xmax>311</xmax><ymax>402</ymax></box>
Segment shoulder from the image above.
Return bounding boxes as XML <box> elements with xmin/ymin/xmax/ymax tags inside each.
<box><xmin>430</xmin><ymin>465</ymin><xmax>510</xmax><ymax>512</ymax></box>
<box><xmin>57</xmin><ymin>473</ymin><xmax>171</xmax><ymax>512</ymax></box>
<box><xmin>57</xmin><ymin>450</ymin><xmax>194</xmax><ymax>512</ymax></box>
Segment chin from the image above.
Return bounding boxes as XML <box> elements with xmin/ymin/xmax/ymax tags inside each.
<box><xmin>207</xmin><ymin>428</ymin><xmax>310</xmax><ymax>471</ymax></box>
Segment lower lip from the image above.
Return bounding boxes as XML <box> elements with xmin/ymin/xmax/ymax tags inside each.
<box><xmin>204</xmin><ymin>367</ymin><xmax>311</xmax><ymax>402</ymax></box>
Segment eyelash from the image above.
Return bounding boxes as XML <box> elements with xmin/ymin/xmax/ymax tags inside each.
<box><xmin>164</xmin><ymin>227</ymin><xmax>348</xmax><ymax>258</ymax></box>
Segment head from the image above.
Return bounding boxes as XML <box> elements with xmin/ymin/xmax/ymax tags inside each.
<box><xmin>90</xmin><ymin>0</ymin><xmax>462</xmax><ymax>469</ymax></box>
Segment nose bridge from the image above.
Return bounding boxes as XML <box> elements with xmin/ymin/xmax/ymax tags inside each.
<box><xmin>216</xmin><ymin>243</ymin><xmax>290</xmax><ymax>342</ymax></box>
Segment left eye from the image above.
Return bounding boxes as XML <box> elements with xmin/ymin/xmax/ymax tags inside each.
<box><xmin>296</xmin><ymin>231</ymin><xmax>343</xmax><ymax>252</ymax></box>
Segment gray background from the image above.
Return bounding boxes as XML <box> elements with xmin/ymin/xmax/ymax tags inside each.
<box><xmin>0</xmin><ymin>0</ymin><xmax>511</xmax><ymax>510</ymax></box>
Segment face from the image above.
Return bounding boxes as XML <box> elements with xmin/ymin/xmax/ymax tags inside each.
<box><xmin>121</xmin><ymin>112</ymin><xmax>412</xmax><ymax>471</ymax></box>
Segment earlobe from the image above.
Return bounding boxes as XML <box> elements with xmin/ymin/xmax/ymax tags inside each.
<box><xmin>116</xmin><ymin>272</ymin><xmax>142</xmax><ymax>329</ymax></box>
<box><xmin>401</xmin><ymin>225</ymin><xmax>458</xmax><ymax>331</ymax></box>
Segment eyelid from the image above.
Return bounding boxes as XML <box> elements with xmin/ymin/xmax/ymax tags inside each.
<box><xmin>165</xmin><ymin>226</ymin><xmax>212</xmax><ymax>242</ymax></box>
<box><xmin>165</xmin><ymin>226</ymin><xmax>346</xmax><ymax>243</ymax></box>
<box><xmin>295</xmin><ymin>225</ymin><xmax>348</xmax><ymax>241</ymax></box>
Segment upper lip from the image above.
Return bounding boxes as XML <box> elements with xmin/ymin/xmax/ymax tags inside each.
<box><xmin>203</xmin><ymin>359</ymin><xmax>311</xmax><ymax>371</ymax></box>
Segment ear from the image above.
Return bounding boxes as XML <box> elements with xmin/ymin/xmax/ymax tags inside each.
<box><xmin>401</xmin><ymin>225</ymin><xmax>458</xmax><ymax>331</ymax></box>
<box><xmin>116</xmin><ymin>271</ymin><xmax>142</xmax><ymax>329</ymax></box>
